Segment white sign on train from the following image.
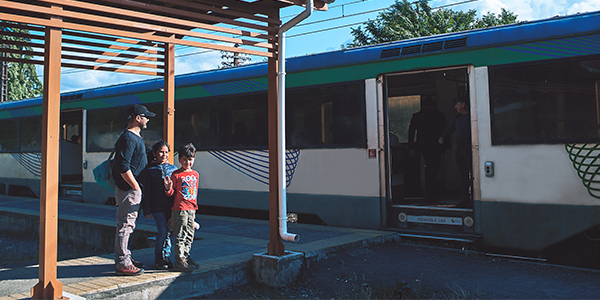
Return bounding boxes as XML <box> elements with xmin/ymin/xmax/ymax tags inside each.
<box><xmin>407</xmin><ymin>216</ymin><xmax>463</xmax><ymax>226</ymax></box>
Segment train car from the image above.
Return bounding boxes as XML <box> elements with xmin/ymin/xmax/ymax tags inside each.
<box><xmin>1</xmin><ymin>11</ymin><xmax>600</xmax><ymax>268</ymax></box>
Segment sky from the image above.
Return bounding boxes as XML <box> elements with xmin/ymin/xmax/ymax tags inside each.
<box><xmin>46</xmin><ymin>0</ymin><xmax>600</xmax><ymax>93</ymax></box>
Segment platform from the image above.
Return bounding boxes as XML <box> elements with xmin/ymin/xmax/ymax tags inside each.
<box><xmin>0</xmin><ymin>195</ymin><xmax>398</xmax><ymax>299</ymax></box>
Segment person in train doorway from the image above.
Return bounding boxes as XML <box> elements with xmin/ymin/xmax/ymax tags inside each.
<box><xmin>407</xmin><ymin>95</ymin><xmax>448</xmax><ymax>203</ymax></box>
<box><xmin>112</xmin><ymin>104</ymin><xmax>155</xmax><ymax>276</ymax></box>
<box><xmin>439</xmin><ymin>96</ymin><xmax>472</xmax><ymax>208</ymax></box>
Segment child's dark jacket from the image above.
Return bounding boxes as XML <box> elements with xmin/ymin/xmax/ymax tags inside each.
<box><xmin>139</xmin><ymin>161</ymin><xmax>178</xmax><ymax>216</ymax></box>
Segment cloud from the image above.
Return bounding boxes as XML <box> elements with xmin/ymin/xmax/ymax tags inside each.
<box><xmin>175</xmin><ymin>48</ymin><xmax>222</xmax><ymax>75</ymax></box>
<box><xmin>567</xmin><ymin>0</ymin><xmax>600</xmax><ymax>14</ymax></box>
<box><xmin>434</xmin><ymin>0</ymin><xmax>597</xmax><ymax>21</ymax></box>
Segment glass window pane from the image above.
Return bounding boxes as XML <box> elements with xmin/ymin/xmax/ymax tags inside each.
<box><xmin>490</xmin><ymin>57</ymin><xmax>600</xmax><ymax>144</ymax></box>
<box><xmin>287</xmin><ymin>82</ymin><xmax>365</xmax><ymax>147</ymax></box>
<box><xmin>20</xmin><ymin>117</ymin><xmax>42</xmax><ymax>152</ymax></box>
<box><xmin>175</xmin><ymin>98</ymin><xmax>220</xmax><ymax>149</ymax></box>
<box><xmin>0</xmin><ymin>119</ymin><xmax>18</xmax><ymax>152</ymax></box>
<box><xmin>388</xmin><ymin>95</ymin><xmax>421</xmax><ymax>144</ymax></box>
<box><xmin>87</xmin><ymin>104</ymin><xmax>163</xmax><ymax>152</ymax></box>
<box><xmin>174</xmin><ymin>81</ymin><xmax>365</xmax><ymax>150</ymax></box>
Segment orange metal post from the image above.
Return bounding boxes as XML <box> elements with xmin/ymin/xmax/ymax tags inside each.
<box><xmin>163</xmin><ymin>42</ymin><xmax>175</xmax><ymax>164</ymax></box>
<box><xmin>31</xmin><ymin>6</ymin><xmax>65</xmax><ymax>300</ymax></box>
<box><xmin>267</xmin><ymin>9</ymin><xmax>284</xmax><ymax>256</ymax></box>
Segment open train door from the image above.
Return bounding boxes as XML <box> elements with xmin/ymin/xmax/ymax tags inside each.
<box><xmin>381</xmin><ymin>67</ymin><xmax>479</xmax><ymax>241</ymax></box>
<box><xmin>59</xmin><ymin>109</ymin><xmax>83</xmax><ymax>201</ymax></box>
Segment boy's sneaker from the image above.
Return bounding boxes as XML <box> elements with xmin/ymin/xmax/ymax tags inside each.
<box><xmin>173</xmin><ymin>260</ymin><xmax>196</xmax><ymax>273</ymax></box>
<box><xmin>115</xmin><ymin>265</ymin><xmax>144</xmax><ymax>276</ymax></box>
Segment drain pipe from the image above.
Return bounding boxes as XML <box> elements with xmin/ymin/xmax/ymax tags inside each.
<box><xmin>277</xmin><ymin>0</ymin><xmax>313</xmax><ymax>242</ymax></box>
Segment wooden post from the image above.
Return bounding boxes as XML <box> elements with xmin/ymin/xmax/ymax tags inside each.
<box><xmin>267</xmin><ymin>9</ymin><xmax>284</xmax><ymax>256</ymax></box>
<box><xmin>31</xmin><ymin>5</ymin><xmax>65</xmax><ymax>300</ymax></box>
<box><xmin>163</xmin><ymin>41</ymin><xmax>175</xmax><ymax>163</ymax></box>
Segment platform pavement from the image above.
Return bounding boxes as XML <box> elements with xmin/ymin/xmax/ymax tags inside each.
<box><xmin>0</xmin><ymin>196</ymin><xmax>399</xmax><ymax>299</ymax></box>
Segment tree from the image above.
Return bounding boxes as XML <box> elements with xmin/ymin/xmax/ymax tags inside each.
<box><xmin>345</xmin><ymin>0</ymin><xmax>518</xmax><ymax>48</ymax></box>
<box><xmin>219</xmin><ymin>43</ymin><xmax>251</xmax><ymax>69</ymax></box>
<box><xmin>0</xmin><ymin>22</ymin><xmax>43</xmax><ymax>101</ymax></box>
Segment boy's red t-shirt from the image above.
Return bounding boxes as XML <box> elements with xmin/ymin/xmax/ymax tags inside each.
<box><xmin>166</xmin><ymin>169</ymin><xmax>199</xmax><ymax>211</ymax></box>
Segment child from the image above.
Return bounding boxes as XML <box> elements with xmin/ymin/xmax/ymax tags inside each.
<box><xmin>139</xmin><ymin>141</ymin><xmax>178</xmax><ymax>270</ymax></box>
<box><xmin>164</xmin><ymin>143</ymin><xmax>199</xmax><ymax>272</ymax></box>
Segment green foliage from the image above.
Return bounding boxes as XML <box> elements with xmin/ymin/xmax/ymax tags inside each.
<box><xmin>345</xmin><ymin>0</ymin><xmax>518</xmax><ymax>48</ymax></box>
<box><xmin>0</xmin><ymin>22</ymin><xmax>43</xmax><ymax>101</ymax></box>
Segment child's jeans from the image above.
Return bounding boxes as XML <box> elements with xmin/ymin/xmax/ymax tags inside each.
<box><xmin>172</xmin><ymin>209</ymin><xmax>195</xmax><ymax>262</ymax></box>
<box><xmin>152</xmin><ymin>211</ymin><xmax>174</xmax><ymax>263</ymax></box>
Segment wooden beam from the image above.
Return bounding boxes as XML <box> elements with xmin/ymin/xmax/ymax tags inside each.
<box><xmin>163</xmin><ymin>41</ymin><xmax>175</xmax><ymax>164</ymax></box>
<box><xmin>31</xmin><ymin>4</ymin><xmax>64</xmax><ymax>300</ymax></box>
<box><xmin>62</xmin><ymin>46</ymin><xmax>164</xmax><ymax>63</ymax></box>
<box><xmin>95</xmin><ymin>0</ymin><xmax>273</xmax><ymax>32</ymax></box>
<box><xmin>150</xmin><ymin>0</ymin><xmax>280</xmax><ymax>25</ymax></box>
<box><xmin>1</xmin><ymin>0</ymin><xmax>274</xmax><ymax>50</ymax></box>
<box><xmin>64</xmin><ymin>31</ymin><xmax>165</xmax><ymax>50</ymax></box>
<box><xmin>0</xmin><ymin>12</ymin><xmax>274</xmax><ymax>57</ymax></box>
<box><xmin>0</xmin><ymin>55</ymin><xmax>164</xmax><ymax>75</ymax></box>
<box><xmin>61</xmin><ymin>62</ymin><xmax>164</xmax><ymax>75</ymax></box>
<box><xmin>61</xmin><ymin>53</ymin><xmax>163</xmax><ymax>69</ymax></box>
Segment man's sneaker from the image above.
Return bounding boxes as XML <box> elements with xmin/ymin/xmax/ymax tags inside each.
<box><xmin>173</xmin><ymin>260</ymin><xmax>196</xmax><ymax>273</ymax></box>
<box><xmin>187</xmin><ymin>257</ymin><xmax>197</xmax><ymax>268</ymax></box>
<box><xmin>154</xmin><ymin>259</ymin><xmax>173</xmax><ymax>270</ymax></box>
<box><xmin>132</xmin><ymin>259</ymin><xmax>144</xmax><ymax>268</ymax></box>
<box><xmin>115</xmin><ymin>265</ymin><xmax>144</xmax><ymax>276</ymax></box>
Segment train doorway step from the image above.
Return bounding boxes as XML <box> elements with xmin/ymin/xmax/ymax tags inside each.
<box><xmin>388</xmin><ymin>205</ymin><xmax>475</xmax><ymax>235</ymax></box>
<box><xmin>389</xmin><ymin>229</ymin><xmax>481</xmax><ymax>243</ymax></box>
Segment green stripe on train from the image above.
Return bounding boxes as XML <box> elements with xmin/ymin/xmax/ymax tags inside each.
<box><xmin>0</xmin><ymin>42</ymin><xmax>579</xmax><ymax>119</ymax></box>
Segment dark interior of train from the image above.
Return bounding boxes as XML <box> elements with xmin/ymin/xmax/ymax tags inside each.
<box><xmin>60</xmin><ymin>110</ymin><xmax>83</xmax><ymax>201</ymax></box>
<box><xmin>386</xmin><ymin>67</ymin><xmax>470</xmax><ymax>209</ymax></box>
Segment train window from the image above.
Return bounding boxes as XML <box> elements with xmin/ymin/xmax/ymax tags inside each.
<box><xmin>388</xmin><ymin>95</ymin><xmax>420</xmax><ymax>144</ymax></box>
<box><xmin>490</xmin><ymin>56</ymin><xmax>600</xmax><ymax>144</ymax></box>
<box><xmin>0</xmin><ymin>119</ymin><xmax>18</xmax><ymax>152</ymax></box>
<box><xmin>175</xmin><ymin>81</ymin><xmax>366</xmax><ymax>150</ymax></box>
<box><xmin>287</xmin><ymin>82</ymin><xmax>366</xmax><ymax>147</ymax></box>
<box><xmin>87</xmin><ymin>104</ymin><xmax>163</xmax><ymax>152</ymax></box>
<box><xmin>20</xmin><ymin>117</ymin><xmax>42</xmax><ymax>152</ymax></box>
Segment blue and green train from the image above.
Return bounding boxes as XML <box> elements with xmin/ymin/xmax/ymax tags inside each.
<box><xmin>2</xmin><ymin>10</ymin><xmax>600</xmax><ymax>268</ymax></box>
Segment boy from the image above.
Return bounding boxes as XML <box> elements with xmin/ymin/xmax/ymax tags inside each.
<box><xmin>164</xmin><ymin>143</ymin><xmax>199</xmax><ymax>272</ymax></box>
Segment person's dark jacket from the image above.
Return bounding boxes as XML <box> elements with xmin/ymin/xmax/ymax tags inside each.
<box><xmin>139</xmin><ymin>161</ymin><xmax>178</xmax><ymax>216</ymax></box>
<box><xmin>442</xmin><ymin>113</ymin><xmax>471</xmax><ymax>152</ymax></box>
<box><xmin>112</xmin><ymin>130</ymin><xmax>148</xmax><ymax>191</ymax></box>
<box><xmin>408</xmin><ymin>107</ymin><xmax>448</xmax><ymax>152</ymax></box>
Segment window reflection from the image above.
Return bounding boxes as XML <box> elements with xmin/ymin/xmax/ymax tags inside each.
<box><xmin>0</xmin><ymin>119</ymin><xmax>18</xmax><ymax>152</ymax></box>
<box><xmin>490</xmin><ymin>57</ymin><xmax>600</xmax><ymax>144</ymax></box>
<box><xmin>175</xmin><ymin>81</ymin><xmax>365</xmax><ymax>150</ymax></box>
<box><xmin>87</xmin><ymin>104</ymin><xmax>163</xmax><ymax>152</ymax></box>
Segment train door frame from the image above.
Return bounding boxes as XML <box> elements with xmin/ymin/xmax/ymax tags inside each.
<box><xmin>380</xmin><ymin>65</ymin><xmax>479</xmax><ymax>230</ymax></box>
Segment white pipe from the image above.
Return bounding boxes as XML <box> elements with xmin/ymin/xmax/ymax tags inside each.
<box><xmin>277</xmin><ymin>0</ymin><xmax>313</xmax><ymax>242</ymax></box>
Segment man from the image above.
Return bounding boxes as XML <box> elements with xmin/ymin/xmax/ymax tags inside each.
<box><xmin>439</xmin><ymin>97</ymin><xmax>472</xmax><ymax>208</ymax></box>
<box><xmin>112</xmin><ymin>104</ymin><xmax>155</xmax><ymax>275</ymax></box>
<box><xmin>407</xmin><ymin>96</ymin><xmax>447</xmax><ymax>202</ymax></box>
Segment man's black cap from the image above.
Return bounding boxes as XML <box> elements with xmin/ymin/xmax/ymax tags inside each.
<box><xmin>453</xmin><ymin>97</ymin><xmax>469</xmax><ymax>105</ymax></box>
<box><xmin>127</xmin><ymin>104</ymin><xmax>156</xmax><ymax>119</ymax></box>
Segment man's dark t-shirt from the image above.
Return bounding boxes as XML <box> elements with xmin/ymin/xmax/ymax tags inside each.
<box><xmin>442</xmin><ymin>113</ymin><xmax>471</xmax><ymax>153</ymax></box>
<box><xmin>112</xmin><ymin>130</ymin><xmax>147</xmax><ymax>191</ymax></box>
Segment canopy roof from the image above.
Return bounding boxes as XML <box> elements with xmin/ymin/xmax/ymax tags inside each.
<box><xmin>0</xmin><ymin>0</ymin><xmax>329</xmax><ymax>76</ymax></box>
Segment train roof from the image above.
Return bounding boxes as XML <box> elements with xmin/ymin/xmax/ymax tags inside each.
<box><xmin>2</xmin><ymin>9</ymin><xmax>600</xmax><ymax>111</ymax></box>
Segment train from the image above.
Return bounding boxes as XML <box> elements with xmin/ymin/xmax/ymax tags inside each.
<box><xmin>1</xmin><ymin>10</ymin><xmax>600</xmax><ymax>268</ymax></box>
